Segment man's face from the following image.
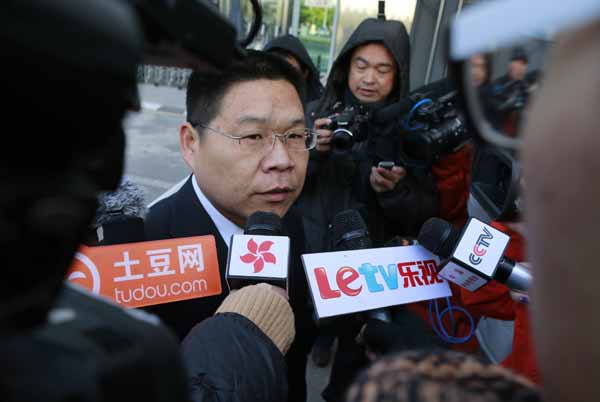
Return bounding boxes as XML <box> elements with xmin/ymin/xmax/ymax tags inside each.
<box><xmin>470</xmin><ymin>54</ymin><xmax>488</xmax><ymax>87</ymax></box>
<box><xmin>181</xmin><ymin>79</ymin><xmax>308</xmax><ymax>227</ymax></box>
<box><xmin>348</xmin><ymin>43</ymin><xmax>396</xmax><ymax>104</ymax></box>
<box><xmin>508</xmin><ymin>59</ymin><xmax>528</xmax><ymax>81</ymax></box>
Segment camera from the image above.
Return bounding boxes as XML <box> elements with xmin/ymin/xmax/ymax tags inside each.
<box><xmin>325</xmin><ymin>104</ymin><xmax>370</xmax><ymax>153</ymax></box>
<box><xmin>401</xmin><ymin>90</ymin><xmax>469</xmax><ymax>165</ymax></box>
<box><xmin>492</xmin><ymin>79</ymin><xmax>530</xmax><ymax>112</ymax></box>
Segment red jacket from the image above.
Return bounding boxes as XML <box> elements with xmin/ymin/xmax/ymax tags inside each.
<box><xmin>459</xmin><ymin>222</ymin><xmax>540</xmax><ymax>384</ymax></box>
<box><xmin>432</xmin><ymin>144</ymin><xmax>473</xmax><ymax>227</ymax></box>
<box><xmin>405</xmin><ymin>144</ymin><xmax>479</xmax><ymax>353</ymax></box>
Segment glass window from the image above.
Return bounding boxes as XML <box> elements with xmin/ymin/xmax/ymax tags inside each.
<box><xmin>241</xmin><ymin>0</ymin><xmax>294</xmax><ymax>48</ymax></box>
<box><xmin>299</xmin><ymin>0</ymin><xmax>336</xmax><ymax>76</ymax></box>
<box><xmin>333</xmin><ymin>0</ymin><xmax>418</xmax><ymax>67</ymax></box>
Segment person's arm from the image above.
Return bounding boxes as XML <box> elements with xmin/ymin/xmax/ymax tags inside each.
<box><xmin>182</xmin><ymin>284</ymin><xmax>294</xmax><ymax>402</ymax></box>
<box><xmin>373</xmin><ymin>170</ymin><xmax>439</xmax><ymax>235</ymax></box>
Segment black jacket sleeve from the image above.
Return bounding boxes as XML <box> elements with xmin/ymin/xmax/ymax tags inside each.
<box><xmin>375</xmin><ymin>172</ymin><xmax>438</xmax><ymax>235</ymax></box>
<box><xmin>181</xmin><ymin>313</ymin><xmax>288</xmax><ymax>402</ymax></box>
<box><xmin>353</xmin><ymin>122</ymin><xmax>439</xmax><ymax>238</ymax></box>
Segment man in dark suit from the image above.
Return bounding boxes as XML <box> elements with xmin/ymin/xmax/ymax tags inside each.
<box><xmin>145</xmin><ymin>50</ymin><xmax>317</xmax><ymax>402</ymax></box>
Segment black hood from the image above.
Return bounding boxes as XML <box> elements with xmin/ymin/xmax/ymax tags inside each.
<box><xmin>264</xmin><ymin>34</ymin><xmax>324</xmax><ymax>102</ymax></box>
<box><xmin>317</xmin><ymin>18</ymin><xmax>410</xmax><ymax>114</ymax></box>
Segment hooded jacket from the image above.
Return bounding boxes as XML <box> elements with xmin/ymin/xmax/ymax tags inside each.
<box><xmin>264</xmin><ymin>34</ymin><xmax>324</xmax><ymax>103</ymax></box>
<box><xmin>315</xmin><ymin>18</ymin><xmax>410</xmax><ymax>116</ymax></box>
<box><xmin>296</xmin><ymin>18</ymin><xmax>438</xmax><ymax>251</ymax></box>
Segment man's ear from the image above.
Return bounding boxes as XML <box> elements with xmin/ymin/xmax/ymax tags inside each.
<box><xmin>180</xmin><ymin>123</ymin><xmax>198</xmax><ymax>170</ymax></box>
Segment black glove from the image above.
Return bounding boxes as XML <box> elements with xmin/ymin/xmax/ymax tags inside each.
<box><xmin>358</xmin><ymin>309</ymin><xmax>444</xmax><ymax>356</ymax></box>
<box><xmin>358</xmin><ymin>318</ymin><xmax>405</xmax><ymax>355</ymax></box>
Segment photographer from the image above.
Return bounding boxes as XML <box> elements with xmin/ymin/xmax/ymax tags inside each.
<box><xmin>1</xmin><ymin>1</ymin><xmax>307</xmax><ymax>402</ymax></box>
<box><xmin>264</xmin><ymin>34</ymin><xmax>324</xmax><ymax>104</ymax></box>
<box><xmin>0</xmin><ymin>1</ymin><xmax>189</xmax><ymax>401</ymax></box>
<box><xmin>298</xmin><ymin>17</ymin><xmax>438</xmax><ymax>252</ymax></box>
<box><xmin>487</xmin><ymin>48</ymin><xmax>532</xmax><ymax>137</ymax></box>
<box><xmin>295</xmin><ymin>17</ymin><xmax>440</xmax><ymax>402</ymax></box>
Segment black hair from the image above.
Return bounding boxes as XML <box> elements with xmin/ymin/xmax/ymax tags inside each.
<box><xmin>510</xmin><ymin>47</ymin><xmax>529</xmax><ymax>63</ymax></box>
<box><xmin>347</xmin><ymin>349</ymin><xmax>541</xmax><ymax>402</ymax></box>
<box><xmin>267</xmin><ymin>48</ymin><xmax>308</xmax><ymax>75</ymax></box>
<box><xmin>186</xmin><ymin>49</ymin><xmax>306</xmax><ymax>131</ymax></box>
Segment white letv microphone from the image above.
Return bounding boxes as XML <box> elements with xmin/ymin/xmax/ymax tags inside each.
<box><xmin>418</xmin><ymin>217</ymin><xmax>532</xmax><ymax>292</ymax></box>
<box><xmin>226</xmin><ymin>211</ymin><xmax>290</xmax><ymax>291</ymax></box>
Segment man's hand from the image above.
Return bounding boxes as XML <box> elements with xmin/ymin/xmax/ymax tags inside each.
<box><xmin>314</xmin><ymin>118</ymin><xmax>333</xmax><ymax>153</ymax></box>
<box><xmin>370</xmin><ymin>166</ymin><xmax>406</xmax><ymax>193</ymax></box>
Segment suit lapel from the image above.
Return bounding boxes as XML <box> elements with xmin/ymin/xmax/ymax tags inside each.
<box><xmin>170</xmin><ymin>176</ymin><xmax>229</xmax><ymax>284</ymax></box>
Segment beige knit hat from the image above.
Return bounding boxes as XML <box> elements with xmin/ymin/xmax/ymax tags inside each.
<box><xmin>215</xmin><ymin>283</ymin><xmax>295</xmax><ymax>354</ymax></box>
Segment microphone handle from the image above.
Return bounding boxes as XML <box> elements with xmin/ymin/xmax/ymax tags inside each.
<box><xmin>368</xmin><ymin>308</ymin><xmax>391</xmax><ymax>322</ymax></box>
<box><xmin>505</xmin><ymin>262</ymin><xmax>532</xmax><ymax>292</ymax></box>
<box><xmin>496</xmin><ymin>257</ymin><xmax>532</xmax><ymax>292</ymax></box>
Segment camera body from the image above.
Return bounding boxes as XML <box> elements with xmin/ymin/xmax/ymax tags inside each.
<box><xmin>325</xmin><ymin>104</ymin><xmax>370</xmax><ymax>153</ymax></box>
<box><xmin>402</xmin><ymin>91</ymin><xmax>469</xmax><ymax>165</ymax></box>
<box><xmin>490</xmin><ymin>78</ymin><xmax>533</xmax><ymax>113</ymax></box>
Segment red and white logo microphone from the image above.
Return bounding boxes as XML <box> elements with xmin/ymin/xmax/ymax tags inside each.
<box><xmin>418</xmin><ymin>218</ymin><xmax>525</xmax><ymax>292</ymax></box>
<box><xmin>226</xmin><ymin>212</ymin><xmax>290</xmax><ymax>290</ymax></box>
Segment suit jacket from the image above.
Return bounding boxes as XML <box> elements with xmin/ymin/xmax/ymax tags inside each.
<box><xmin>144</xmin><ymin>175</ymin><xmax>315</xmax><ymax>341</ymax></box>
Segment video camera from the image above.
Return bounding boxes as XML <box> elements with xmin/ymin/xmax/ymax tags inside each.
<box><xmin>325</xmin><ymin>103</ymin><xmax>371</xmax><ymax>153</ymax></box>
<box><xmin>401</xmin><ymin>90</ymin><xmax>470</xmax><ymax>166</ymax></box>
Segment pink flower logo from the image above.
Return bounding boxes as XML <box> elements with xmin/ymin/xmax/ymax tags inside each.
<box><xmin>240</xmin><ymin>238</ymin><xmax>276</xmax><ymax>273</ymax></box>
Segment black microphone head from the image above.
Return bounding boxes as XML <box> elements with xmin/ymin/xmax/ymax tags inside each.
<box><xmin>372</xmin><ymin>98</ymin><xmax>413</xmax><ymax>124</ymax></box>
<box><xmin>417</xmin><ymin>218</ymin><xmax>461</xmax><ymax>258</ymax></box>
<box><xmin>332</xmin><ymin>209</ymin><xmax>372</xmax><ymax>251</ymax></box>
<box><xmin>244</xmin><ymin>211</ymin><xmax>282</xmax><ymax>235</ymax></box>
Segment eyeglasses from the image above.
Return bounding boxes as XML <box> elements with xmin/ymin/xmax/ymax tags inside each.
<box><xmin>190</xmin><ymin>122</ymin><xmax>318</xmax><ymax>153</ymax></box>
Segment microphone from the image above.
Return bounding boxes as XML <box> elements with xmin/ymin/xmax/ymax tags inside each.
<box><xmin>92</xmin><ymin>177</ymin><xmax>147</xmax><ymax>245</ymax></box>
<box><xmin>226</xmin><ymin>212</ymin><xmax>290</xmax><ymax>291</ymax></box>
<box><xmin>418</xmin><ymin>217</ymin><xmax>532</xmax><ymax>292</ymax></box>
<box><xmin>371</xmin><ymin>97</ymin><xmax>414</xmax><ymax>124</ymax></box>
<box><xmin>332</xmin><ymin>209</ymin><xmax>391</xmax><ymax>322</ymax></box>
<box><xmin>245</xmin><ymin>211</ymin><xmax>283</xmax><ymax>235</ymax></box>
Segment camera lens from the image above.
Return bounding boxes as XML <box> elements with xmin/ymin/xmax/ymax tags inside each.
<box><xmin>331</xmin><ymin>128</ymin><xmax>354</xmax><ymax>153</ymax></box>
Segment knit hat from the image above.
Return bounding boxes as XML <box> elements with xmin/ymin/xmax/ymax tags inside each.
<box><xmin>216</xmin><ymin>283</ymin><xmax>295</xmax><ymax>354</ymax></box>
